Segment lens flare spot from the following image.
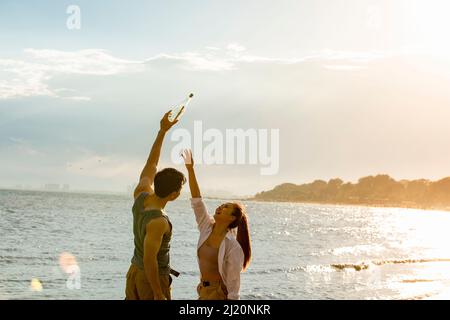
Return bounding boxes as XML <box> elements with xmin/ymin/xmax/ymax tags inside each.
<box><xmin>59</xmin><ymin>252</ymin><xmax>78</xmax><ymax>274</ymax></box>
<box><xmin>30</xmin><ymin>278</ymin><xmax>43</xmax><ymax>292</ymax></box>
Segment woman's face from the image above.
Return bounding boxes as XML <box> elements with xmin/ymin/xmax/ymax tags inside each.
<box><xmin>214</xmin><ymin>203</ymin><xmax>237</xmax><ymax>225</ymax></box>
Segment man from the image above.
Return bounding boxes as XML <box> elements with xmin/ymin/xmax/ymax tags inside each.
<box><xmin>125</xmin><ymin>111</ymin><xmax>186</xmax><ymax>300</ymax></box>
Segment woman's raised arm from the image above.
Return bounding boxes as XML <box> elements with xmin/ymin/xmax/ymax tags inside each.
<box><xmin>182</xmin><ymin>149</ymin><xmax>201</xmax><ymax>198</ymax></box>
<box><xmin>182</xmin><ymin>149</ymin><xmax>212</xmax><ymax>231</ymax></box>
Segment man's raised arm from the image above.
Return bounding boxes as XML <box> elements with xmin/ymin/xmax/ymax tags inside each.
<box><xmin>134</xmin><ymin>111</ymin><xmax>179</xmax><ymax>199</ymax></box>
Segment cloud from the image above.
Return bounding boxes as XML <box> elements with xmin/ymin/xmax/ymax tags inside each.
<box><xmin>307</xmin><ymin>49</ymin><xmax>385</xmax><ymax>63</ymax></box>
<box><xmin>143</xmin><ymin>43</ymin><xmax>290</xmax><ymax>71</ymax></box>
<box><xmin>6</xmin><ymin>137</ymin><xmax>45</xmax><ymax>156</ymax></box>
<box><xmin>142</xmin><ymin>45</ymin><xmax>384</xmax><ymax>71</ymax></box>
<box><xmin>226</xmin><ymin>43</ymin><xmax>247</xmax><ymax>53</ymax></box>
<box><xmin>323</xmin><ymin>65</ymin><xmax>368</xmax><ymax>71</ymax></box>
<box><xmin>0</xmin><ymin>58</ymin><xmax>55</xmax><ymax>99</ymax></box>
<box><xmin>144</xmin><ymin>52</ymin><xmax>235</xmax><ymax>71</ymax></box>
<box><xmin>63</xmin><ymin>96</ymin><xmax>92</xmax><ymax>101</ymax></box>
<box><xmin>24</xmin><ymin>48</ymin><xmax>143</xmax><ymax>75</ymax></box>
<box><xmin>0</xmin><ymin>49</ymin><xmax>143</xmax><ymax>100</ymax></box>
<box><xmin>0</xmin><ymin>45</ymin><xmax>385</xmax><ymax>100</ymax></box>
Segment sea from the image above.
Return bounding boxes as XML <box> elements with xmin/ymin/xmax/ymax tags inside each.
<box><xmin>2</xmin><ymin>189</ymin><xmax>450</xmax><ymax>300</ymax></box>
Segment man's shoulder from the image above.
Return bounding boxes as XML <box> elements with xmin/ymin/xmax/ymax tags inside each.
<box><xmin>145</xmin><ymin>215</ymin><xmax>170</xmax><ymax>232</ymax></box>
<box><xmin>135</xmin><ymin>190</ymin><xmax>155</xmax><ymax>204</ymax></box>
<box><xmin>133</xmin><ymin>177</ymin><xmax>155</xmax><ymax>200</ymax></box>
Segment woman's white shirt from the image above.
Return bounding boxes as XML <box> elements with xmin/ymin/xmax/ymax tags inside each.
<box><xmin>190</xmin><ymin>198</ymin><xmax>244</xmax><ymax>300</ymax></box>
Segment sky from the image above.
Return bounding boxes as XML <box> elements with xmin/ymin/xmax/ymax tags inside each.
<box><xmin>1</xmin><ymin>0</ymin><xmax>450</xmax><ymax>196</ymax></box>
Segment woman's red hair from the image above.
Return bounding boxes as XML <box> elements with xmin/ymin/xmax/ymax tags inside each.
<box><xmin>229</xmin><ymin>203</ymin><xmax>252</xmax><ymax>271</ymax></box>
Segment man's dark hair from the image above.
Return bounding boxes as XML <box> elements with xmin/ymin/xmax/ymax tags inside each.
<box><xmin>154</xmin><ymin>168</ymin><xmax>186</xmax><ymax>198</ymax></box>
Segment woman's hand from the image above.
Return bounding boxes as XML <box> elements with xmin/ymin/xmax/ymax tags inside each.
<box><xmin>160</xmin><ymin>111</ymin><xmax>179</xmax><ymax>133</ymax></box>
<box><xmin>181</xmin><ymin>149</ymin><xmax>194</xmax><ymax>169</ymax></box>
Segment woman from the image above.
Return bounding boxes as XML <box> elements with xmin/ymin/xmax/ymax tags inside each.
<box><xmin>181</xmin><ymin>149</ymin><xmax>251</xmax><ymax>300</ymax></box>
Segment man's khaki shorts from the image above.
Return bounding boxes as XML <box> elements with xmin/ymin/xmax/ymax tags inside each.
<box><xmin>125</xmin><ymin>264</ymin><xmax>172</xmax><ymax>300</ymax></box>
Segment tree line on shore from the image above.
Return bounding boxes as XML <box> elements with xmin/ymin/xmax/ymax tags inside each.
<box><xmin>253</xmin><ymin>175</ymin><xmax>450</xmax><ymax>210</ymax></box>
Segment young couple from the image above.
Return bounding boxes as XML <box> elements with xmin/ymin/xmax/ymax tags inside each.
<box><xmin>125</xmin><ymin>111</ymin><xmax>252</xmax><ymax>300</ymax></box>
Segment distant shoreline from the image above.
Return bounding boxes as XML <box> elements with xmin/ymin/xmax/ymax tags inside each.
<box><xmin>0</xmin><ymin>188</ymin><xmax>129</xmax><ymax>197</ymax></box>
<box><xmin>3</xmin><ymin>187</ymin><xmax>450</xmax><ymax>213</ymax></box>
<box><xmin>252</xmin><ymin>174</ymin><xmax>450</xmax><ymax>213</ymax></box>
<box><xmin>0</xmin><ymin>188</ymin><xmax>245</xmax><ymax>202</ymax></box>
